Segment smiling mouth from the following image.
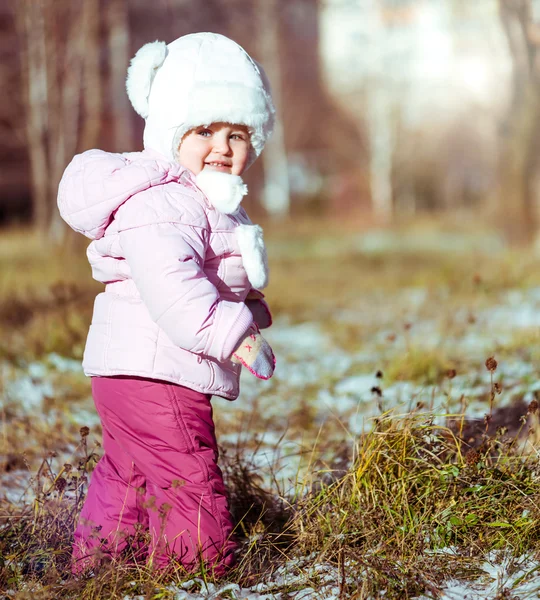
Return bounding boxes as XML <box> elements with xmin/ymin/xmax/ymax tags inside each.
<box><xmin>204</xmin><ymin>162</ymin><xmax>233</xmax><ymax>173</ymax></box>
<box><xmin>205</xmin><ymin>162</ymin><xmax>231</xmax><ymax>168</ymax></box>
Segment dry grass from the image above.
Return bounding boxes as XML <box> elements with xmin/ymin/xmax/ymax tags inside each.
<box><xmin>1</xmin><ymin>220</ymin><xmax>539</xmax><ymax>359</ymax></box>
<box><xmin>4</xmin><ymin>401</ymin><xmax>540</xmax><ymax>598</ymax></box>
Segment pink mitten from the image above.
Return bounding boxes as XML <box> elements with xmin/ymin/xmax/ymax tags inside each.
<box><xmin>231</xmin><ymin>326</ymin><xmax>275</xmax><ymax>380</ymax></box>
<box><xmin>245</xmin><ymin>289</ymin><xmax>273</xmax><ymax>329</ymax></box>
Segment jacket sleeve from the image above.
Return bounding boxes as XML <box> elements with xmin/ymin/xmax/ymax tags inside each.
<box><xmin>119</xmin><ymin>220</ymin><xmax>254</xmax><ymax>362</ymax></box>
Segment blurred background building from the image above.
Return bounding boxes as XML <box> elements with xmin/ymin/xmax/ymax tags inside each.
<box><xmin>2</xmin><ymin>0</ymin><xmax>540</xmax><ymax>243</ymax></box>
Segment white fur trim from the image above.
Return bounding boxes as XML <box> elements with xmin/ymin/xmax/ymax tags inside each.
<box><xmin>171</xmin><ymin>83</ymin><xmax>274</xmax><ymax>160</ymax></box>
<box><xmin>126</xmin><ymin>41</ymin><xmax>168</xmax><ymax>119</ymax></box>
<box><xmin>195</xmin><ymin>171</ymin><xmax>248</xmax><ymax>215</ymax></box>
<box><xmin>235</xmin><ymin>224</ymin><xmax>269</xmax><ymax>289</ymax></box>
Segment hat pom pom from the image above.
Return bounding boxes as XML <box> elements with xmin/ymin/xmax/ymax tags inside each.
<box><xmin>126</xmin><ymin>41</ymin><xmax>168</xmax><ymax>118</ymax></box>
<box><xmin>195</xmin><ymin>171</ymin><xmax>248</xmax><ymax>214</ymax></box>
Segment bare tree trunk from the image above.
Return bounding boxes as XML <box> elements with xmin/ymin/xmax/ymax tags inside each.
<box><xmin>364</xmin><ymin>1</ymin><xmax>395</xmax><ymax>223</ymax></box>
<box><xmin>81</xmin><ymin>0</ymin><xmax>103</xmax><ymax>150</ymax></box>
<box><xmin>16</xmin><ymin>0</ymin><xmax>87</xmax><ymax>241</ymax></box>
<box><xmin>367</xmin><ymin>85</ymin><xmax>394</xmax><ymax>222</ymax></box>
<box><xmin>106</xmin><ymin>0</ymin><xmax>133</xmax><ymax>151</ymax></box>
<box><xmin>17</xmin><ymin>0</ymin><xmax>50</xmax><ymax>234</ymax></box>
<box><xmin>257</xmin><ymin>0</ymin><xmax>290</xmax><ymax>217</ymax></box>
<box><xmin>498</xmin><ymin>85</ymin><xmax>540</xmax><ymax>242</ymax></box>
<box><xmin>498</xmin><ymin>0</ymin><xmax>540</xmax><ymax>244</ymax></box>
<box><xmin>47</xmin><ymin>1</ymin><xmax>84</xmax><ymax>241</ymax></box>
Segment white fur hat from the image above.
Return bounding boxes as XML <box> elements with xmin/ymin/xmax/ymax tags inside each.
<box><xmin>126</xmin><ymin>32</ymin><xmax>275</xmax><ymax>166</ymax></box>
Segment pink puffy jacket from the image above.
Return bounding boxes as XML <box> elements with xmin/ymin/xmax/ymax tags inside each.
<box><xmin>58</xmin><ymin>148</ymin><xmax>260</xmax><ymax>400</ymax></box>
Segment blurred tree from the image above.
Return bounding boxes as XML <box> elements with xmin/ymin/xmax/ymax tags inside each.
<box><xmin>0</xmin><ymin>5</ymin><xmax>30</xmax><ymax>222</ymax></box>
<box><xmin>16</xmin><ymin>0</ymin><xmax>49</xmax><ymax>233</ymax></box>
<box><xmin>319</xmin><ymin>0</ymin><xmax>422</xmax><ymax>222</ymax></box>
<box><xmin>7</xmin><ymin>0</ymin><xmax>357</xmax><ymax>228</ymax></box>
<box><xmin>15</xmin><ymin>0</ymin><xmax>100</xmax><ymax>240</ymax></box>
<box><xmin>105</xmin><ymin>0</ymin><xmax>132</xmax><ymax>152</ymax></box>
<box><xmin>257</xmin><ymin>0</ymin><xmax>291</xmax><ymax>217</ymax></box>
<box><xmin>498</xmin><ymin>0</ymin><xmax>540</xmax><ymax>243</ymax></box>
<box><xmin>81</xmin><ymin>0</ymin><xmax>102</xmax><ymax>150</ymax></box>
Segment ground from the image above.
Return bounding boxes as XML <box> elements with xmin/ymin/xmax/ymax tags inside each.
<box><xmin>2</xmin><ymin>218</ymin><xmax>540</xmax><ymax>598</ymax></box>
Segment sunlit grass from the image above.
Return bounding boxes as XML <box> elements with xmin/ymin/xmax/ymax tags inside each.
<box><xmin>2</xmin><ymin>221</ymin><xmax>540</xmax><ymax>361</ymax></box>
<box><xmin>383</xmin><ymin>346</ymin><xmax>457</xmax><ymax>386</ymax></box>
<box><xmin>4</xmin><ymin>403</ymin><xmax>540</xmax><ymax>598</ymax></box>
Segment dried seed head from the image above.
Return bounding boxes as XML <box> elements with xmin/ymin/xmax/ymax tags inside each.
<box><xmin>404</xmin><ymin>322</ymin><xmax>412</xmax><ymax>331</ymax></box>
<box><xmin>494</xmin><ymin>382</ymin><xmax>502</xmax><ymax>395</ymax></box>
<box><xmin>371</xmin><ymin>386</ymin><xmax>383</xmax><ymax>397</ymax></box>
<box><xmin>446</xmin><ymin>369</ymin><xmax>457</xmax><ymax>379</ymax></box>
<box><xmin>55</xmin><ymin>477</ymin><xmax>67</xmax><ymax>492</ymax></box>
<box><xmin>467</xmin><ymin>313</ymin><xmax>477</xmax><ymax>324</ymax></box>
<box><xmin>63</xmin><ymin>463</ymin><xmax>72</xmax><ymax>473</ymax></box>
<box><xmin>386</xmin><ymin>333</ymin><xmax>396</xmax><ymax>343</ymax></box>
<box><xmin>80</xmin><ymin>426</ymin><xmax>90</xmax><ymax>438</ymax></box>
<box><xmin>465</xmin><ymin>449</ymin><xmax>480</xmax><ymax>466</ymax></box>
<box><xmin>376</xmin><ymin>370</ymin><xmax>383</xmax><ymax>379</ymax></box>
<box><xmin>528</xmin><ymin>399</ymin><xmax>539</xmax><ymax>414</ymax></box>
<box><xmin>485</xmin><ymin>357</ymin><xmax>498</xmax><ymax>372</ymax></box>
<box><xmin>473</xmin><ymin>273</ymin><xmax>482</xmax><ymax>285</ymax></box>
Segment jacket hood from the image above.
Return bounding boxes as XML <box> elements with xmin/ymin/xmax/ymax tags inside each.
<box><xmin>58</xmin><ymin>148</ymin><xmax>251</xmax><ymax>240</ymax></box>
<box><xmin>57</xmin><ymin>148</ymin><xmax>192</xmax><ymax>240</ymax></box>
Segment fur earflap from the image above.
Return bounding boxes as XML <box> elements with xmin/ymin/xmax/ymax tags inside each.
<box><xmin>235</xmin><ymin>224</ymin><xmax>269</xmax><ymax>289</ymax></box>
<box><xmin>126</xmin><ymin>41</ymin><xmax>168</xmax><ymax>118</ymax></box>
<box><xmin>195</xmin><ymin>171</ymin><xmax>248</xmax><ymax>215</ymax></box>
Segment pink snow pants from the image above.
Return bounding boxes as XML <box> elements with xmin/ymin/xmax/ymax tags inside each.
<box><xmin>72</xmin><ymin>376</ymin><xmax>236</xmax><ymax>575</ymax></box>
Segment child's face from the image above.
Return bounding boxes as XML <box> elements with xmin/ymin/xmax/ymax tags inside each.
<box><xmin>177</xmin><ymin>122</ymin><xmax>251</xmax><ymax>176</ymax></box>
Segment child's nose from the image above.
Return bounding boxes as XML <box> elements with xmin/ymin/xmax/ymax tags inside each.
<box><xmin>213</xmin><ymin>135</ymin><xmax>231</xmax><ymax>154</ymax></box>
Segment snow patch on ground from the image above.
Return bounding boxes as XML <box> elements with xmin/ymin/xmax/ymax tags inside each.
<box><xmin>4</xmin><ymin>371</ymin><xmax>54</xmax><ymax>413</ymax></box>
<box><xmin>418</xmin><ymin>551</ymin><xmax>540</xmax><ymax>600</ymax></box>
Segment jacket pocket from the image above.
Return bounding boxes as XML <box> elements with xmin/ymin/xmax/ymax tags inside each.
<box><xmin>207</xmin><ymin>359</ymin><xmax>216</xmax><ymax>389</ymax></box>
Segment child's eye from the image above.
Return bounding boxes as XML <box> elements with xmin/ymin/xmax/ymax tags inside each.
<box><xmin>197</xmin><ymin>129</ymin><xmax>212</xmax><ymax>137</ymax></box>
<box><xmin>231</xmin><ymin>133</ymin><xmax>247</xmax><ymax>141</ymax></box>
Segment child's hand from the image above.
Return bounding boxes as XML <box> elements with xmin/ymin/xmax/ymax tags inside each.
<box><xmin>231</xmin><ymin>326</ymin><xmax>275</xmax><ymax>380</ymax></box>
<box><xmin>245</xmin><ymin>289</ymin><xmax>272</xmax><ymax>330</ymax></box>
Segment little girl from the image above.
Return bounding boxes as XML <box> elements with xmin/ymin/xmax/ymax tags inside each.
<box><xmin>58</xmin><ymin>32</ymin><xmax>276</xmax><ymax>575</ymax></box>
